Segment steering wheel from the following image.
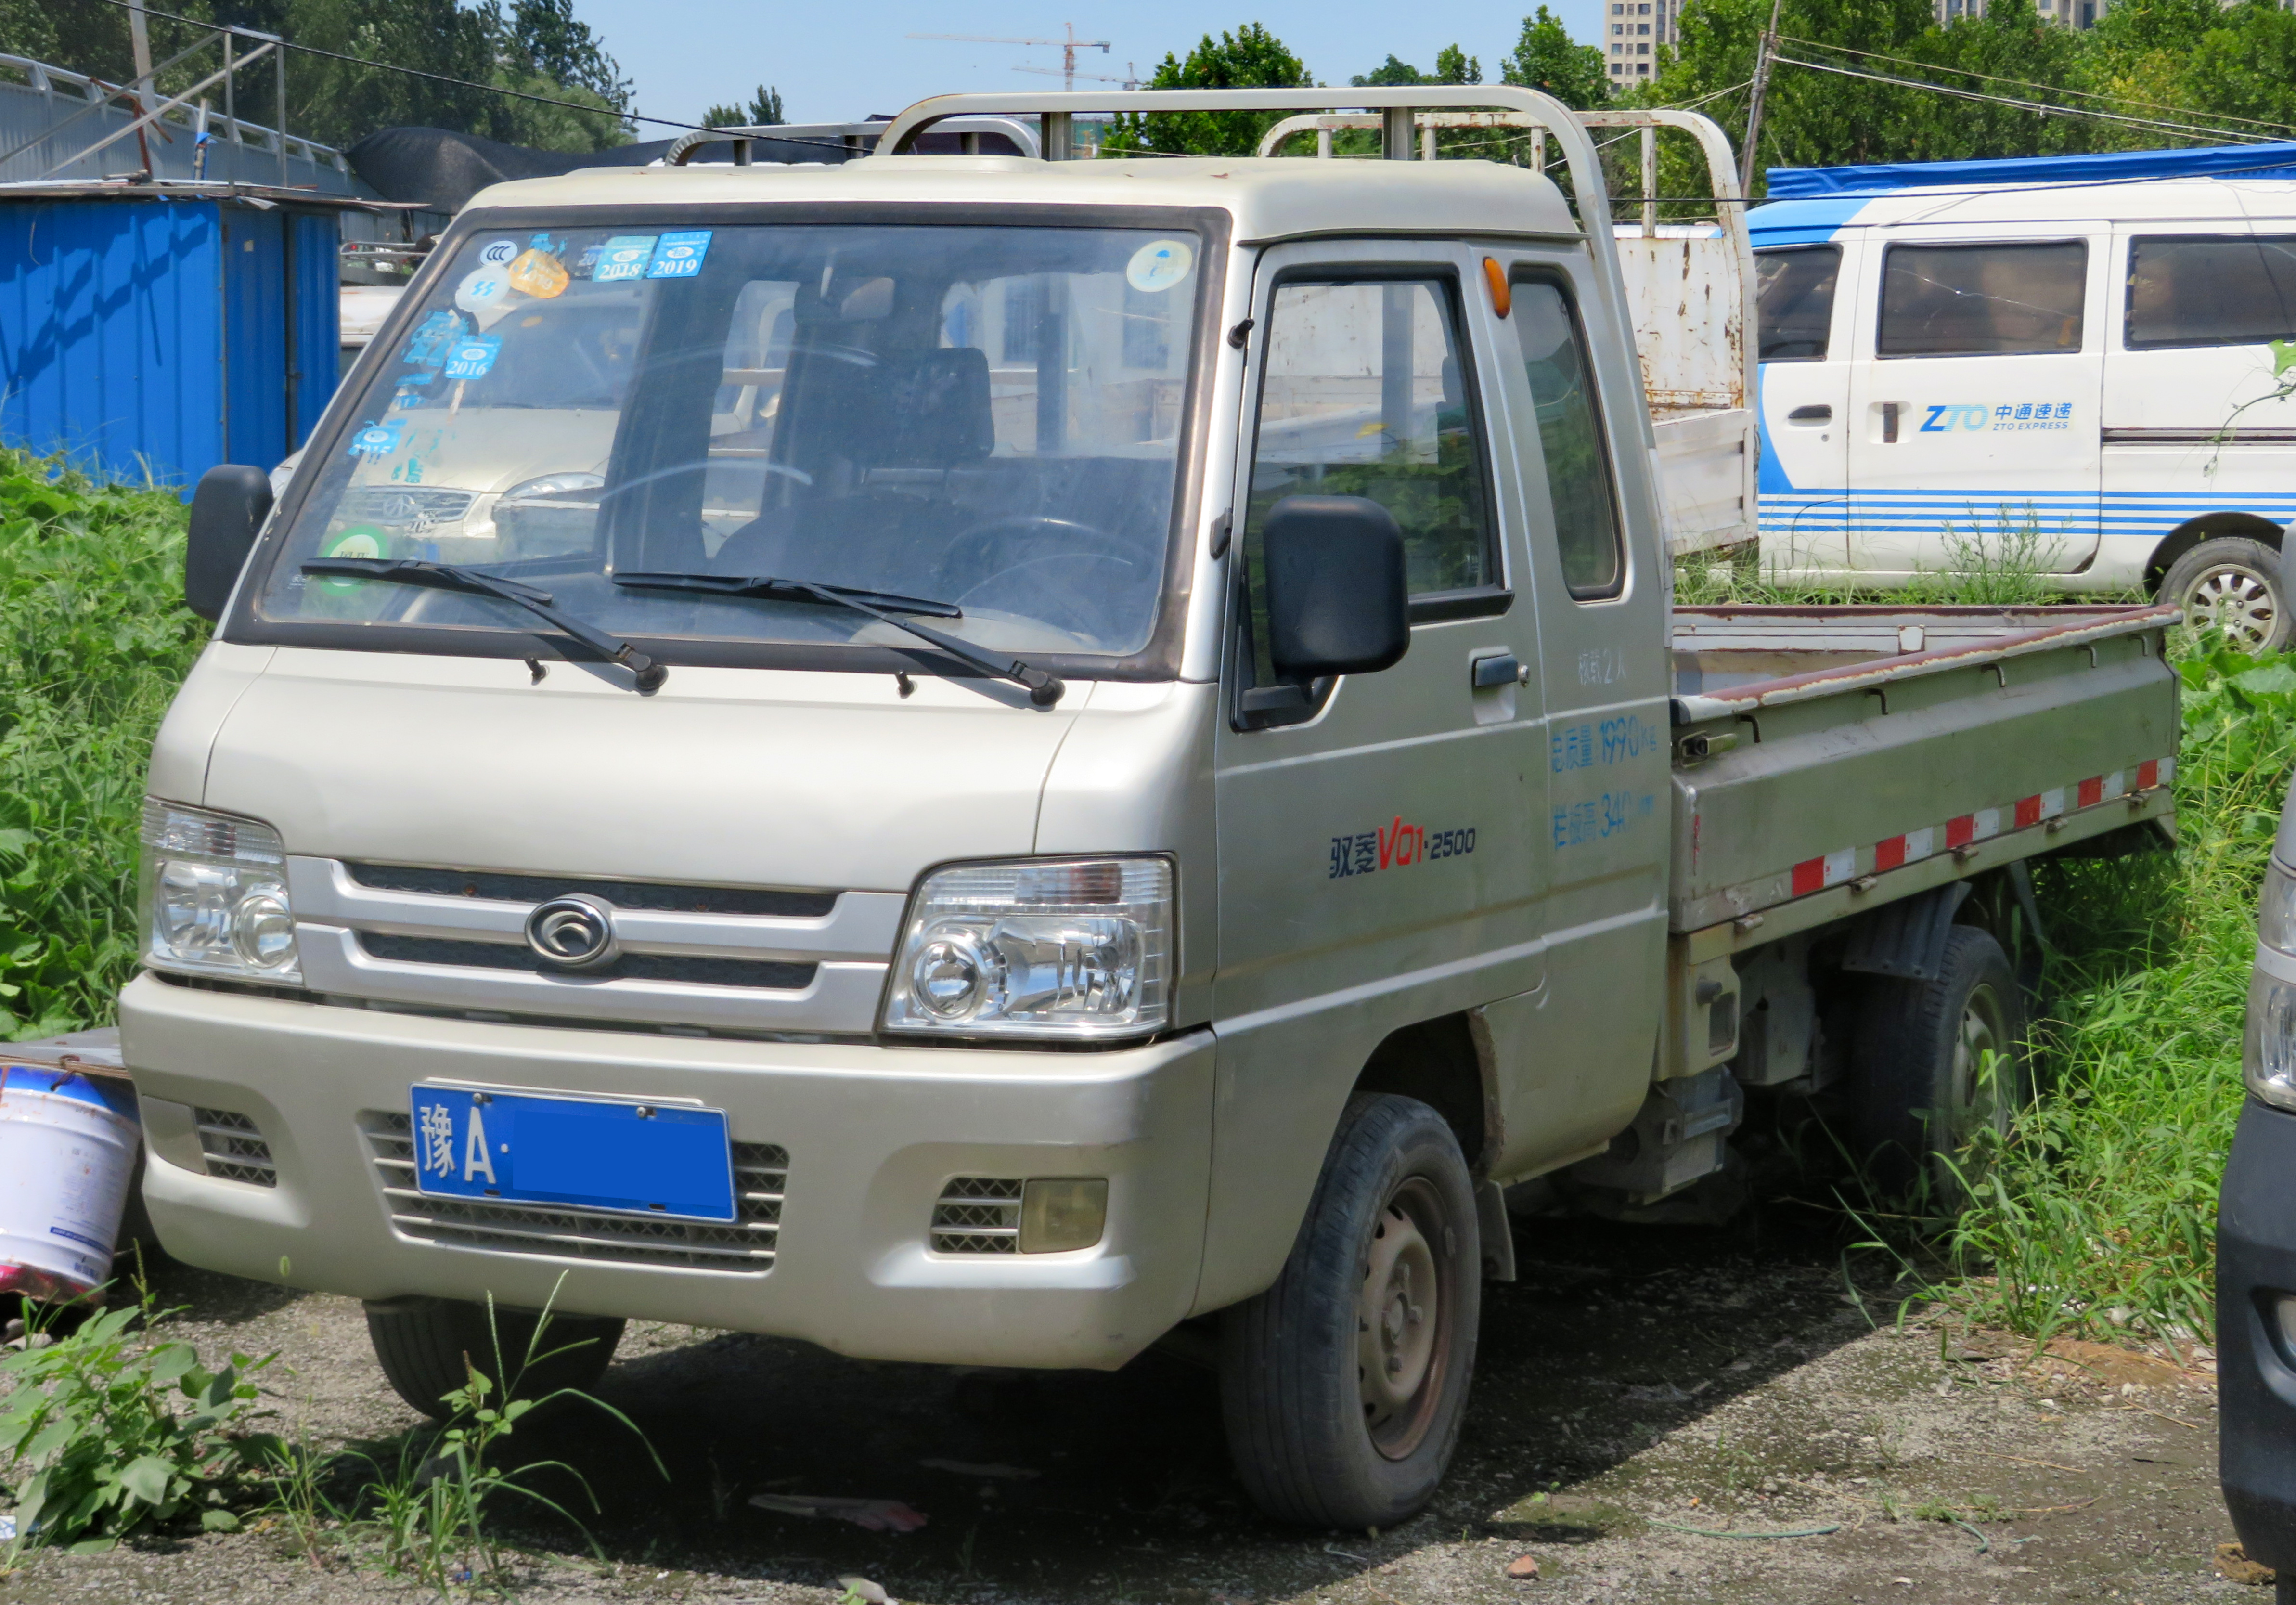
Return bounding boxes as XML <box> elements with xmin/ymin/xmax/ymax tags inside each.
<box><xmin>942</xmin><ymin>516</ymin><xmax>1139</xmax><ymax>640</ymax></box>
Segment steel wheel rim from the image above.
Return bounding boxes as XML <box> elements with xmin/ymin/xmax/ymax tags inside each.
<box><xmin>1357</xmin><ymin>1175</ymin><xmax>1453</xmax><ymax>1461</ymax></box>
<box><xmin>1944</xmin><ymin>981</ymin><xmax>2014</xmax><ymax>1157</ymax></box>
<box><xmin>2183</xmin><ymin>564</ymin><xmax>2278</xmax><ymax>649</ymax></box>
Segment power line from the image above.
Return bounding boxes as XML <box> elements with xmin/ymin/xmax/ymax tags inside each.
<box><xmin>1768</xmin><ymin>53</ymin><xmax>2274</xmax><ymax>144</ymax></box>
<box><xmin>1774</xmin><ymin>33</ymin><xmax>2296</xmax><ymax>139</ymax></box>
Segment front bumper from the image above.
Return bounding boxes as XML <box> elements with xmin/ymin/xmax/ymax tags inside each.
<box><xmin>120</xmin><ymin>972</ymin><xmax>1215</xmax><ymax>1371</ymax></box>
<box><xmin>2219</xmin><ymin>1096</ymin><xmax>2296</xmax><ymax>1564</ymax></box>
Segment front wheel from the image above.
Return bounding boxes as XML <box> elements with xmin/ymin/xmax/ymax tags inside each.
<box><xmin>1219</xmin><ymin>1093</ymin><xmax>1481</xmax><ymax>1528</ymax></box>
<box><xmin>2161</xmin><ymin>536</ymin><xmax>2293</xmax><ymax>653</ymax></box>
<box><xmin>365</xmin><ymin>1296</ymin><xmax>624</xmax><ymax>1420</ymax></box>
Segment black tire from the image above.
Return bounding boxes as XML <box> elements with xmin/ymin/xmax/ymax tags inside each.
<box><xmin>2161</xmin><ymin>536</ymin><xmax>2293</xmax><ymax>653</ymax></box>
<box><xmin>1219</xmin><ymin>1093</ymin><xmax>1481</xmax><ymax>1529</ymax></box>
<box><xmin>365</xmin><ymin>1296</ymin><xmax>624</xmax><ymax>1420</ymax></box>
<box><xmin>1850</xmin><ymin>927</ymin><xmax>2029</xmax><ymax>1202</ymax></box>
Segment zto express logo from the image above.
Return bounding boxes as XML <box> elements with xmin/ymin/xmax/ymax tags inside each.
<box><xmin>645</xmin><ymin>231</ymin><xmax>713</xmax><ymax>279</ymax></box>
<box><xmin>1919</xmin><ymin>401</ymin><xmax>2075</xmax><ymax>433</ymax></box>
<box><xmin>441</xmin><ymin>334</ymin><xmax>501</xmax><ymax>381</ymax></box>
<box><xmin>1329</xmin><ymin>815</ymin><xmax>1477</xmax><ymax>879</ymax></box>
<box><xmin>593</xmin><ymin>235</ymin><xmax>659</xmax><ymax>283</ymax></box>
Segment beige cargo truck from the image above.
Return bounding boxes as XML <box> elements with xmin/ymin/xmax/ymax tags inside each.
<box><xmin>131</xmin><ymin>86</ymin><xmax>2176</xmax><ymax>1529</ymax></box>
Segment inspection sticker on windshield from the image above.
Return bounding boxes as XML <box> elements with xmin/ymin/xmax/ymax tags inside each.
<box><xmin>410</xmin><ymin>1086</ymin><xmax>736</xmax><ymax>1222</ymax></box>
<box><xmin>592</xmin><ymin>234</ymin><xmax>659</xmax><ymax>282</ymax></box>
<box><xmin>645</xmin><ymin>231</ymin><xmax>713</xmax><ymax>279</ymax></box>
<box><xmin>346</xmin><ymin>419</ymin><xmax>403</xmax><ymax>457</ymax></box>
<box><xmin>477</xmin><ymin>238</ymin><xmax>517</xmax><ymax>266</ymax></box>
<box><xmin>1127</xmin><ymin>238</ymin><xmax>1194</xmax><ymax>293</ymax></box>
<box><xmin>440</xmin><ymin>334</ymin><xmax>501</xmax><ymax>381</ymax></box>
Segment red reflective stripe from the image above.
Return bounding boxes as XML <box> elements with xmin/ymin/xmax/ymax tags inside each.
<box><xmin>2077</xmin><ymin>776</ymin><xmax>2103</xmax><ymax>808</ymax></box>
<box><xmin>1945</xmin><ymin>815</ymin><xmax>1975</xmax><ymax>849</ymax></box>
<box><xmin>1791</xmin><ymin>857</ymin><xmax>1825</xmax><ymax>897</ymax></box>
<box><xmin>2137</xmin><ymin>759</ymin><xmax>2160</xmax><ymax>790</ymax></box>
<box><xmin>1874</xmin><ymin>835</ymin><xmax>1907</xmax><ymax>871</ymax></box>
<box><xmin>2014</xmin><ymin>795</ymin><xmax>2041</xmax><ymax>828</ymax></box>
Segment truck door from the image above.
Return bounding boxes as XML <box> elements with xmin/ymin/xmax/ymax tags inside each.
<box><xmin>1754</xmin><ymin>242</ymin><xmax>1855</xmax><ymax>571</ymax></box>
<box><xmin>1844</xmin><ymin>229</ymin><xmax>2105</xmax><ymax>575</ymax></box>
<box><xmin>1203</xmin><ymin>242</ymin><xmax>1547</xmax><ymax>1293</ymax></box>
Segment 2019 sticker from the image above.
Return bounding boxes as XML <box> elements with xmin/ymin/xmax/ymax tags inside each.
<box><xmin>645</xmin><ymin>231</ymin><xmax>712</xmax><ymax>279</ymax></box>
<box><xmin>593</xmin><ymin>235</ymin><xmax>658</xmax><ymax>282</ymax></box>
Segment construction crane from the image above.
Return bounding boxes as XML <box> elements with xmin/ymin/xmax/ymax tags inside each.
<box><xmin>1014</xmin><ymin>61</ymin><xmax>1141</xmax><ymax>90</ymax></box>
<box><xmin>907</xmin><ymin>24</ymin><xmax>1112</xmax><ymax>91</ymax></box>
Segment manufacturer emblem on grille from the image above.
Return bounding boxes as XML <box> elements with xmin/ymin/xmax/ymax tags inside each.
<box><xmin>525</xmin><ymin>894</ymin><xmax>617</xmax><ymax>970</ymax></box>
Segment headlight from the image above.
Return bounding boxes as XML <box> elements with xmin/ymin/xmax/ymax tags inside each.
<box><xmin>2248</xmin><ymin>966</ymin><xmax>2296</xmax><ymax>1111</ymax></box>
<box><xmin>138</xmin><ymin>800</ymin><xmax>300</xmax><ymax>984</ymax></box>
<box><xmin>882</xmin><ymin>857</ymin><xmax>1173</xmax><ymax>1040</ymax></box>
<box><xmin>2262</xmin><ymin>860</ymin><xmax>2296</xmax><ymax>957</ymax></box>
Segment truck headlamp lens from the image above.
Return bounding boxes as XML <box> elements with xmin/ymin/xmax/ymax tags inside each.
<box><xmin>883</xmin><ymin>857</ymin><xmax>1172</xmax><ymax>1039</ymax></box>
<box><xmin>139</xmin><ymin>800</ymin><xmax>300</xmax><ymax>984</ymax></box>
<box><xmin>2247</xmin><ymin>968</ymin><xmax>2296</xmax><ymax>1111</ymax></box>
<box><xmin>2262</xmin><ymin>861</ymin><xmax>2296</xmax><ymax>958</ymax></box>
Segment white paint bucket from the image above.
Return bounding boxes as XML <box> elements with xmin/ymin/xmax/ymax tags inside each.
<box><xmin>0</xmin><ymin>1064</ymin><xmax>142</xmax><ymax>1302</ymax></box>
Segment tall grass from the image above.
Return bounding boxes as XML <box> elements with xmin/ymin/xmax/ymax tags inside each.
<box><xmin>0</xmin><ymin>449</ymin><xmax>206</xmax><ymax>1038</ymax></box>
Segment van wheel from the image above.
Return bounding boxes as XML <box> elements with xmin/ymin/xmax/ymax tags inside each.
<box><xmin>365</xmin><ymin>1296</ymin><xmax>624</xmax><ymax>1420</ymax></box>
<box><xmin>2162</xmin><ymin>537</ymin><xmax>2292</xmax><ymax>652</ymax></box>
<box><xmin>1850</xmin><ymin>927</ymin><xmax>2028</xmax><ymax>1203</ymax></box>
<box><xmin>1219</xmin><ymin>1093</ymin><xmax>1480</xmax><ymax>1528</ymax></box>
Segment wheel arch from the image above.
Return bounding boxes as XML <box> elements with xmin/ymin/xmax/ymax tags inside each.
<box><xmin>2145</xmin><ymin>512</ymin><xmax>2285</xmax><ymax>592</ymax></box>
<box><xmin>1351</xmin><ymin>1012</ymin><xmax>1494</xmax><ymax>1179</ymax></box>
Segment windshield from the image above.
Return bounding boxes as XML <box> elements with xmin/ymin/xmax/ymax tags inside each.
<box><xmin>256</xmin><ymin>221</ymin><xmax>1207</xmax><ymax>660</ymax></box>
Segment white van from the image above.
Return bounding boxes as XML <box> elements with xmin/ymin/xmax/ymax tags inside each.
<box><xmin>1751</xmin><ymin>150</ymin><xmax>2296</xmax><ymax>649</ymax></box>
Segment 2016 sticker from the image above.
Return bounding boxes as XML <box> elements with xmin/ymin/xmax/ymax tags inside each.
<box><xmin>645</xmin><ymin>231</ymin><xmax>712</xmax><ymax>279</ymax></box>
<box><xmin>593</xmin><ymin>235</ymin><xmax>658</xmax><ymax>282</ymax></box>
<box><xmin>441</xmin><ymin>334</ymin><xmax>501</xmax><ymax>380</ymax></box>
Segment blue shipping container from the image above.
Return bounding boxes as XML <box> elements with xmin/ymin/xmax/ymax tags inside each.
<box><xmin>0</xmin><ymin>192</ymin><xmax>342</xmax><ymax>488</ymax></box>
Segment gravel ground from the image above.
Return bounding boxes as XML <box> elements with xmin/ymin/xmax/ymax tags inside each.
<box><xmin>0</xmin><ymin>1211</ymin><xmax>2250</xmax><ymax>1605</ymax></box>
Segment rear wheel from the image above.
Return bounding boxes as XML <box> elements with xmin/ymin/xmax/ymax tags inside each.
<box><xmin>365</xmin><ymin>1296</ymin><xmax>624</xmax><ymax>1420</ymax></box>
<box><xmin>1219</xmin><ymin>1093</ymin><xmax>1480</xmax><ymax>1528</ymax></box>
<box><xmin>1850</xmin><ymin>927</ymin><xmax>2029</xmax><ymax>1202</ymax></box>
<box><xmin>2161</xmin><ymin>536</ymin><xmax>2293</xmax><ymax>653</ymax></box>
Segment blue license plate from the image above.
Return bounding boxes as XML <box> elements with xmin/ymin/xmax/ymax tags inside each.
<box><xmin>409</xmin><ymin>1087</ymin><xmax>735</xmax><ymax>1222</ymax></box>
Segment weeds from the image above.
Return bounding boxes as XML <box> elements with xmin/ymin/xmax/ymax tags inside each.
<box><xmin>0</xmin><ymin>1290</ymin><xmax>277</xmax><ymax>1552</ymax></box>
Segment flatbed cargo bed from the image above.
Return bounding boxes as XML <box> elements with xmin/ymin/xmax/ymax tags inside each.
<box><xmin>1666</xmin><ymin>603</ymin><xmax>2180</xmax><ymax>945</ymax></box>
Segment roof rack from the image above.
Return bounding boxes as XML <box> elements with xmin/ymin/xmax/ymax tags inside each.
<box><xmin>663</xmin><ymin>116</ymin><xmax>1042</xmax><ymax>167</ymax></box>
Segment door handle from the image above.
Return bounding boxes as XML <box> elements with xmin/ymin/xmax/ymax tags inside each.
<box><xmin>1786</xmin><ymin>404</ymin><xmax>1832</xmax><ymax>424</ymax></box>
<box><xmin>1471</xmin><ymin>652</ymin><xmax>1520</xmax><ymax>689</ymax></box>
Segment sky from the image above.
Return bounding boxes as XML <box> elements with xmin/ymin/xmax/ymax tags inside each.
<box><xmin>569</xmin><ymin>0</ymin><xmax>1608</xmax><ymax>132</ymax></box>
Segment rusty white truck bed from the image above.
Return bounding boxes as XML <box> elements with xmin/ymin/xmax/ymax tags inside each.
<box><xmin>1665</xmin><ymin>604</ymin><xmax>2181</xmax><ymax>944</ymax></box>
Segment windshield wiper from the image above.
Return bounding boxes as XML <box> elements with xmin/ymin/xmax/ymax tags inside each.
<box><xmin>614</xmin><ymin>571</ymin><xmax>1065</xmax><ymax>708</ymax></box>
<box><xmin>301</xmin><ymin>558</ymin><xmax>667</xmax><ymax>693</ymax></box>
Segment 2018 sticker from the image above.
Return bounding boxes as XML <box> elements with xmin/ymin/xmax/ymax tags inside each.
<box><xmin>1126</xmin><ymin>238</ymin><xmax>1194</xmax><ymax>293</ymax></box>
<box><xmin>347</xmin><ymin>420</ymin><xmax>403</xmax><ymax>457</ymax></box>
<box><xmin>441</xmin><ymin>334</ymin><xmax>501</xmax><ymax>380</ymax></box>
<box><xmin>645</xmin><ymin>231</ymin><xmax>712</xmax><ymax>279</ymax></box>
<box><xmin>593</xmin><ymin>235</ymin><xmax>658</xmax><ymax>282</ymax></box>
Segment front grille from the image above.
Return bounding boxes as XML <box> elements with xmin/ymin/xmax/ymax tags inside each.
<box><xmin>931</xmin><ymin>1177</ymin><xmax>1022</xmax><ymax>1254</ymax></box>
<box><xmin>334</xmin><ymin>488</ymin><xmax>477</xmax><ymax>527</ymax></box>
<box><xmin>343</xmin><ymin>863</ymin><xmax>838</xmax><ymax>919</ymax></box>
<box><xmin>361</xmin><ymin>1111</ymin><xmax>785</xmax><ymax>1272</ymax></box>
<box><xmin>357</xmin><ymin>933</ymin><xmax>817</xmax><ymax>992</ymax></box>
<box><xmin>195</xmin><ymin>1108</ymin><xmax>276</xmax><ymax>1186</ymax></box>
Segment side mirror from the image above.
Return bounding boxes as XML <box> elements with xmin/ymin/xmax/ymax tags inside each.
<box><xmin>186</xmin><ymin>464</ymin><xmax>273</xmax><ymax>622</ymax></box>
<box><xmin>1261</xmin><ymin>494</ymin><xmax>1410</xmax><ymax>678</ymax></box>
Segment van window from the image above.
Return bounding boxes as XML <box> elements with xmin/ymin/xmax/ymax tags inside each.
<box><xmin>1243</xmin><ymin>277</ymin><xmax>1496</xmax><ymax>603</ymax></box>
<box><xmin>1509</xmin><ymin>274</ymin><xmax>1624</xmax><ymax>599</ymax></box>
<box><xmin>1878</xmin><ymin>242</ymin><xmax>2087</xmax><ymax>358</ymax></box>
<box><xmin>2127</xmin><ymin>235</ymin><xmax>2296</xmax><ymax>349</ymax></box>
<box><xmin>1755</xmin><ymin>246</ymin><xmax>1841</xmax><ymax>361</ymax></box>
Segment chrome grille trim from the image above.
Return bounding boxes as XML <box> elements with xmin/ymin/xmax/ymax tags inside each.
<box><xmin>361</xmin><ymin>1111</ymin><xmax>786</xmax><ymax>1272</ymax></box>
<box><xmin>931</xmin><ymin>1177</ymin><xmax>1021</xmax><ymax>1255</ymax></box>
<box><xmin>344</xmin><ymin>863</ymin><xmax>837</xmax><ymax>919</ymax></box>
<box><xmin>194</xmin><ymin>1107</ymin><xmax>276</xmax><ymax>1186</ymax></box>
<box><xmin>287</xmin><ymin>857</ymin><xmax>903</xmax><ymax>1031</ymax></box>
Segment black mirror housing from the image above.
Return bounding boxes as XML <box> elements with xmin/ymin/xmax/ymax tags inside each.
<box><xmin>1260</xmin><ymin>494</ymin><xmax>1410</xmax><ymax>679</ymax></box>
<box><xmin>186</xmin><ymin>464</ymin><xmax>273</xmax><ymax>622</ymax></box>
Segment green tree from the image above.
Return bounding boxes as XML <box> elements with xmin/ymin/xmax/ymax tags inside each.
<box><xmin>2175</xmin><ymin>0</ymin><xmax>2296</xmax><ymax>135</ymax></box>
<box><xmin>1501</xmin><ymin>6</ymin><xmax>1610</xmax><ymax>107</ymax></box>
<box><xmin>1352</xmin><ymin>53</ymin><xmax>1428</xmax><ymax>86</ymax></box>
<box><xmin>702</xmin><ymin>84</ymin><xmax>785</xmax><ymax>127</ymax></box>
<box><xmin>1907</xmin><ymin>0</ymin><xmax>2093</xmax><ymax>161</ymax></box>
<box><xmin>1102</xmin><ymin>22</ymin><xmax>1312</xmax><ymax>155</ymax></box>
<box><xmin>1433</xmin><ymin>43</ymin><xmax>1482</xmax><ymax>84</ymax></box>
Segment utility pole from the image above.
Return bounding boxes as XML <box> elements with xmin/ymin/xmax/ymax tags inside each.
<box><xmin>909</xmin><ymin>24</ymin><xmax>1112</xmax><ymax>91</ymax></box>
<box><xmin>1738</xmin><ymin>0</ymin><xmax>1782</xmax><ymax>197</ymax></box>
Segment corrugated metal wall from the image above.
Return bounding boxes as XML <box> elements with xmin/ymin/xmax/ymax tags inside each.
<box><xmin>0</xmin><ymin>195</ymin><xmax>340</xmax><ymax>486</ymax></box>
